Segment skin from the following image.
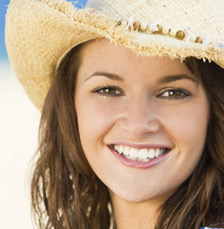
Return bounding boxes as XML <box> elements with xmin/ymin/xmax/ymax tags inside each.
<box><xmin>75</xmin><ymin>39</ymin><xmax>210</xmax><ymax>228</ymax></box>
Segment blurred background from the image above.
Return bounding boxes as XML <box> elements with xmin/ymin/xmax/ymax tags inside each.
<box><xmin>0</xmin><ymin>0</ymin><xmax>87</xmax><ymax>228</ymax></box>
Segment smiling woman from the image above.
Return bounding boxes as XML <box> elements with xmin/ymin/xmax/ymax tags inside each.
<box><xmin>39</xmin><ymin>38</ymin><xmax>223</xmax><ymax>229</ymax></box>
<box><xmin>75</xmin><ymin>39</ymin><xmax>210</xmax><ymax>226</ymax></box>
<box><xmin>5</xmin><ymin>0</ymin><xmax>224</xmax><ymax>229</ymax></box>
<box><xmin>75</xmin><ymin>39</ymin><xmax>209</xmax><ymax>203</ymax></box>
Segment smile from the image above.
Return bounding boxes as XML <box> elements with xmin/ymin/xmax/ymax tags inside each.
<box><xmin>113</xmin><ymin>145</ymin><xmax>168</xmax><ymax>162</ymax></box>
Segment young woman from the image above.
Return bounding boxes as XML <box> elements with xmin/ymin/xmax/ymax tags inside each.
<box><xmin>5</xmin><ymin>0</ymin><xmax>224</xmax><ymax>228</ymax></box>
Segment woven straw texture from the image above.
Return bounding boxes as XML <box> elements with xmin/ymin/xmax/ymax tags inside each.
<box><xmin>5</xmin><ymin>0</ymin><xmax>224</xmax><ymax>110</ymax></box>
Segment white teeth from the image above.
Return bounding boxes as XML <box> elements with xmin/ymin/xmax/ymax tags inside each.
<box><xmin>119</xmin><ymin>145</ymin><xmax>123</xmax><ymax>154</ymax></box>
<box><xmin>138</xmin><ymin>149</ymin><xmax>148</xmax><ymax>159</ymax></box>
<box><xmin>155</xmin><ymin>148</ymin><xmax>160</xmax><ymax>157</ymax></box>
<box><xmin>148</xmin><ymin>149</ymin><xmax>155</xmax><ymax>159</ymax></box>
<box><xmin>114</xmin><ymin>145</ymin><xmax>120</xmax><ymax>152</ymax></box>
<box><xmin>126</xmin><ymin>155</ymin><xmax>135</xmax><ymax>161</ymax></box>
<box><xmin>113</xmin><ymin>145</ymin><xmax>167</xmax><ymax>161</ymax></box>
<box><xmin>123</xmin><ymin>146</ymin><xmax>129</xmax><ymax>156</ymax></box>
<box><xmin>130</xmin><ymin>148</ymin><xmax>138</xmax><ymax>158</ymax></box>
<box><xmin>142</xmin><ymin>158</ymin><xmax>149</xmax><ymax>162</ymax></box>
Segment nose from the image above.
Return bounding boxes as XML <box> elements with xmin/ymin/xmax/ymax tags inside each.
<box><xmin>117</xmin><ymin>94</ymin><xmax>161</xmax><ymax>138</ymax></box>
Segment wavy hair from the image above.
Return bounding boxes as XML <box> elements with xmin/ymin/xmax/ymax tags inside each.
<box><xmin>31</xmin><ymin>42</ymin><xmax>224</xmax><ymax>229</ymax></box>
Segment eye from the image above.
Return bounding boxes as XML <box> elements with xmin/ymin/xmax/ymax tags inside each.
<box><xmin>92</xmin><ymin>86</ymin><xmax>123</xmax><ymax>97</ymax></box>
<box><xmin>158</xmin><ymin>88</ymin><xmax>191</xmax><ymax>100</ymax></box>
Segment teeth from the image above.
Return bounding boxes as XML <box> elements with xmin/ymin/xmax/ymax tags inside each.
<box><xmin>130</xmin><ymin>148</ymin><xmax>138</xmax><ymax>159</ymax></box>
<box><xmin>114</xmin><ymin>145</ymin><xmax>119</xmax><ymax>152</ymax></box>
<box><xmin>123</xmin><ymin>146</ymin><xmax>129</xmax><ymax>156</ymax></box>
<box><xmin>138</xmin><ymin>149</ymin><xmax>148</xmax><ymax>159</ymax></box>
<box><xmin>148</xmin><ymin>149</ymin><xmax>155</xmax><ymax>159</ymax></box>
<box><xmin>125</xmin><ymin>155</ymin><xmax>132</xmax><ymax>160</ymax></box>
<box><xmin>155</xmin><ymin>149</ymin><xmax>160</xmax><ymax>157</ymax></box>
<box><xmin>142</xmin><ymin>158</ymin><xmax>149</xmax><ymax>162</ymax></box>
<box><xmin>113</xmin><ymin>145</ymin><xmax>167</xmax><ymax>161</ymax></box>
<box><xmin>159</xmin><ymin>149</ymin><xmax>165</xmax><ymax>156</ymax></box>
<box><xmin>119</xmin><ymin>145</ymin><xmax>123</xmax><ymax>154</ymax></box>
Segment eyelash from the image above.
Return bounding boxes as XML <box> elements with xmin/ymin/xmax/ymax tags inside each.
<box><xmin>92</xmin><ymin>85</ymin><xmax>191</xmax><ymax>100</ymax></box>
<box><xmin>92</xmin><ymin>85</ymin><xmax>123</xmax><ymax>97</ymax></box>
<box><xmin>157</xmin><ymin>87</ymin><xmax>191</xmax><ymax>100</ymax></box>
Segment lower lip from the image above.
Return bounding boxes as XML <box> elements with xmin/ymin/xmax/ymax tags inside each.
<box><xmin>111</xmin><ymin>148</ymin><xmax>169</xmax><ymax>169</ymax></box>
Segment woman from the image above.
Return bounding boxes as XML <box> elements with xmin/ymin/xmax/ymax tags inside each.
<box><xmin>5</xmin><ymin>0</ymin><xmax>224</xmax><ymax>228</ymax></box>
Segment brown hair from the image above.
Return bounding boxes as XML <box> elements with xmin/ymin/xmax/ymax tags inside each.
<box><xmin>31</xmin><ymin>43</ymin><xmax>224</xmax><ymax>229</ymax></box>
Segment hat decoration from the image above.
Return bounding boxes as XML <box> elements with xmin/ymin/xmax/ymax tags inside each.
<box><xmin>117</xmin><ymin>16</ymin><xmax>205</xmax><ymax>43</ymax></box>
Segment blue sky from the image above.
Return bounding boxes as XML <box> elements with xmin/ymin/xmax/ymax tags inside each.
<box><xmin>0</xmin><ymin>0</ymin><xmax>87</xmax><ymax>60</ymax></box>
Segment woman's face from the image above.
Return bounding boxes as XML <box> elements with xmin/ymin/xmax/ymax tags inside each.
<box><xmin>75</xmin><ymin>39</ymin><xmax>210</xmax><ymax>204</ymax></box>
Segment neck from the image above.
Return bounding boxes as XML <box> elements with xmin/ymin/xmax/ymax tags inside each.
<box><xmin>110</xmin><ymin>191</ymin><xmax>165</xmax><ymax>229</ymax></box>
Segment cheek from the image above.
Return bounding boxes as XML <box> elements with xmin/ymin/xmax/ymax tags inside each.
<box><xmin>149</xmin><ymin>100</ymin><xmax>210</xmax><ymax>196</ymax></box>
<box><xmin>161</xmin><ymin>99</ymin><xmax>209</xmax><ymax>165</ymax></box>
<box><xmin>173</xmin><ymin>103</ymin><xmax>209</xmax><ymax>143</ymax></box>
<box><xmin>75</xmin><ymin>96</ymin><xmax>118</xmax><ymax>151</ymax></box>
<box><xmin>75</xmin><ymin>96</ymin><xmax>121</xmax><ymax>182</ymax></box>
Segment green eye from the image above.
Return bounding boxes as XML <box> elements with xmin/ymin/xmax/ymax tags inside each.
<box><xmin>159</xmin><ymin>88</ymin><xmax>190</xmax><ymax>99</ymax></box>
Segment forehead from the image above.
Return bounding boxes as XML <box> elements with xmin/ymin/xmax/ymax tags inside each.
<box><xmin>79</xmin><ymin>38</ymin><xmax>194</xmax><ymax>79</ymax></box>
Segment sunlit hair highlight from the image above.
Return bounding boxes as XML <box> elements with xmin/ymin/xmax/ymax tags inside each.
<box><xmin>31</xmin><ymin>42</ymin><xmax>224</xmax><ymax>229</ymax></box>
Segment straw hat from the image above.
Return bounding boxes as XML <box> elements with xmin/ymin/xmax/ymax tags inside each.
<box><xmin>5</xmin><ymin>0</ymin><xmax>224</xmax><ymax>110</ymax></box>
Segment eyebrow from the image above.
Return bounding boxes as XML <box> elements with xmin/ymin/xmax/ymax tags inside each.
<box><xmin>157</xmin><ymin>74</ymin><xmax>198</xmax><ymax>84</ymax></box>
<box><xmin>85</xmin><ymin>72</ymin><xmax>124</xmax><ymax>82</ymax></box>
<box><xmin>85</xmin><ymin>72</ymin><xmax>198</xmax><ymax>84</ymax></box>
